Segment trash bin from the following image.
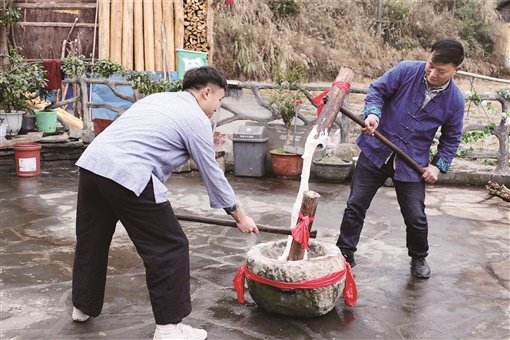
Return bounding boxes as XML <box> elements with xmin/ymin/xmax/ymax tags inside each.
<box><xmin>232</xmin><ymin>126</ymin><xmax>268</xmax><ymax>177</ymax></box>
<box><xmin>176</xmin><ymin>49</ymin><xmax>208</xmax><ymax>80</ymax></box>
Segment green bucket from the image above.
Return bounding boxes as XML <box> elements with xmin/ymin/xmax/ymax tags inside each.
<box><xmin>35</xmin><ymin>110</ymin><xmax>58</xmax><ymax>133</ymax></box>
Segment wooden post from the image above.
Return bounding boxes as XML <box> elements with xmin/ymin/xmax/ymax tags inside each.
<box><xmin>153</xmin><ymin>0</ymin><xmax>163</xmax><ymax>71</ymax></box>
<box><xmin>174</xmin><ymin>0</ymin><xmax>185</xmax><ymax>70</ymax></box>
<box><xmin>122</xmin><ymin>0</ymin><xmax>134</xmax><ymax>70</ymax></box>
<box><xmin>133</xmin><ymin>0</ymin><xmax>144</xmax><ymax>70</ymax></box>
<box><xmin>162</xmin><ymin>0</ymin><xmax>175</xmax><ymax>72</ymax></box>
<box><xmin>109</xmin><ymin>0</ymin><xmax>123</xmax><ymax>63</ymax></box>
<box><xmin>288</xmin><ymin>190</ymin><xmax>320</xmax><ymax>261</ymax></box>
<box><xmin>315</xmin><ymin>66</ymin><xmax>354</xmax><ymax>138</ymax></box>
<box><xmin>206</xmin><ymin>0</ymin><xmax>214</xmax><ymax>65</ymax></box>
<box><xmin>144</xmin><ymin>0</ymin><xmax>155</xmax><ymax>71</ymax></box>
<box><xmin>98</xmin><ymin>0</ymin><xmax>110</xmax><ymax>59</ymax></box>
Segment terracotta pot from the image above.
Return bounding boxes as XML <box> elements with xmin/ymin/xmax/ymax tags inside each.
<box><xmin>269</xmin><ymin>150</ymin><xmax>303</xmax><ymax>180</ymax></box>
<box><xmin>92</xmin><ymin>118</ymin><xmax>114</xmax><ymax>136</ymax></box>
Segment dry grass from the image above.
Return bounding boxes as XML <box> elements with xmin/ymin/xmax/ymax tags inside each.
<box><xmin>212</xmin><ymin>0</ymin><xmax>509</xmax><ymax>82</ymax></box>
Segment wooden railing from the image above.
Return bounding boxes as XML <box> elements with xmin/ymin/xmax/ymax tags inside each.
<box><xmin>49</xmin><ymin>76</ymin><xmax>509</xmax><ymax>175</ymax></box>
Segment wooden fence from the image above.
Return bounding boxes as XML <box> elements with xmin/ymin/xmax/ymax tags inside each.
<box><xmin>13</xmin><ymin>0</ymin><xmax>214</xmax><ymax>71</ymax></box>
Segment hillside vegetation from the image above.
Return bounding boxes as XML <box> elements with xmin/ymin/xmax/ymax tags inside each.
<box><xmin>213</xmin><ymin>0</ymin><xmax>509</xmax><ymax>82</ymax></box>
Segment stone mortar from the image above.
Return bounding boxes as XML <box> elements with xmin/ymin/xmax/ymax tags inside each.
<box><xmin>245</xmin><ymin>239</ymin><xmax>345</xmax><ymax>317</ymax></box>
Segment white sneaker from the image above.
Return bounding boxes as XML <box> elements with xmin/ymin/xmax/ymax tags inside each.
<box><xmin>72</xmin><ymin>306</ymin><xmax>90</xmax><ymax>322</ymax></box>
<box><xmin>153</xmin><ymin>323</ymin><xmax>207</xmax><ymax>340</ymax></box>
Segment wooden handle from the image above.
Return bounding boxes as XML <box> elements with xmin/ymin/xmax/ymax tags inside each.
<box><xmin>175</xmin><ymin>213</ymin><xmax>317</xmax><ymax>238</ymax></box>
<box><xmin>339</xmin><ymin>107</ymin><xmax>426</xmax><ymax>175</ymax></box>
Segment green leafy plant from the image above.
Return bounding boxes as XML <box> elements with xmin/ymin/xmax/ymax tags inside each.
<box><xmin>459</xmin><ymin>88</ymin><xmax>507</xmax><ymax>157</ymax></box>
<box><xmin>61</xmin><ymin>55</ymin><xmax>182</xmax><ymax>95</ymax></box>
<box><xmin>0</xmin><ymin>48</ymin><xmax>48</xmax><ymax>112</ymax></box>
<box><xmin>268</xmin><ymin>64</ymin><xmax>305</xmax><ymax>147</ymax></box>
<box><xmin>0</xmin><ymin>1</ymin><xmax>21</xmax><ymax>27</ymax></box>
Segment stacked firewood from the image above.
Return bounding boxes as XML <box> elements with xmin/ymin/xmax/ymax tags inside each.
<box><xmin>183</xmin><ymin>0</ymin><xmax>212</xmax><ymax>53</ymax></box>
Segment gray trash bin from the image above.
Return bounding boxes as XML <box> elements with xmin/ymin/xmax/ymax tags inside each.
<box><xmin>232</xmin><ymin>126</ymin><xmax>268</xmax><ymax>177</ymax></box>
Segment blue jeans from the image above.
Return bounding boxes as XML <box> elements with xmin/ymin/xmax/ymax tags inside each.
<box><xmin>336</xmin><ymin>152</ymin><xmax>428</xmax><ymax>259</ymax></box>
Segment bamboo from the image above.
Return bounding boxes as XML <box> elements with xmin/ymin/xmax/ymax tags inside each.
<box><xmin>98</xmin><ymin>0</ymin><xmax>110</xmax><ymax>58</ymax></box>
<box><xmin>110</xmin><ymin>0</ymin><xmax>123</xmax><ymax>63</ymax></box>
<box><xmin>153</xmin><ymin>0</ymin><xmax>163</xmax><ymax>71</ymax></box>
<box><xmin>133</xmin><ymin>0</ymin><xmax>144</xmax><ymax>70</ymax></box>
<box><xmin>144</xmin><ymin>0</ymin><xmax>155</xmax><ymax>71</ymax></box>
<box><xmin>122</xmin><ymin>0</ymin><xmax>134</xmax><ymax>69</ymax></box>
<box><xmin>162</xmin><ymin>0</ymin><xmax>175</xmax><ymax>72</ymax></box>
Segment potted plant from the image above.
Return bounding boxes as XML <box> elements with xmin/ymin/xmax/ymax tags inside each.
<box><xmin>268</xmin><ymin>64</ymin><xmax>306</xmax><ymax>179</ymax></box>
<box><xmin>0</xmin><ymin>48</ymin><xmax>48</xmax><ymax>136</ymax></box>
<box><xmin>313</xmin><ymin>142</ymin><xmax>359</xmax><ymax>183</ymax></box>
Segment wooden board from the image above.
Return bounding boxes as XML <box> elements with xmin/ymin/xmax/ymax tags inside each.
<box><xmin>134</xmin><ymin>0</ymin><xmax>144</xmax><ymax>70</ymax></box>
<box><xmin>110</xmin><ymin>0</ymin><xmax>123</xmax><ymax>63</ymax></box>
<box><xmin>122</xmin><ymin>0</ymin><xmax>134</xmax><ymax>69</ymax></box>
<box><xmin>162</xmin><ymin>0</ymin><xmax>175</xmax><ymax>71</ymax></box>
<box><xmin>143</xmin><ymin>0</ymin><xmax>156</xmax><ymax>71</ymax></box>
<box><xmin>153</xmin><ymin>0</ymin><xmax>163</xmax><ymax>71</ymax></box>
<box><xmin>206</xmin><ymin>0</ymin><xmax>214</xmax><ymax>64</ymax></box>
<box><xmin>174</xmin><ymin>0</ymin><xmax>185</xmax><ymax>51</ymax></box>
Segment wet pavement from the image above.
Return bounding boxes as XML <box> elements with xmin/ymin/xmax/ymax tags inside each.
<box><xmin>1</xmin><ymin>167</ymin><xmax>509</xmax><ymax>339</ymax></box>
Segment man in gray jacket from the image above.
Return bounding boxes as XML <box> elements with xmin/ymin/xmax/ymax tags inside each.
<box><xmin>71</xmin><ymin>66</ymin><xmax>259</xmax><ymax>340</ymax></box>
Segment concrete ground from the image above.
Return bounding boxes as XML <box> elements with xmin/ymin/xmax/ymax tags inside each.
<box><xmin>1</xmin><ymin>166</ymin><xmax>509</xmax><ymax>340</ymax></box>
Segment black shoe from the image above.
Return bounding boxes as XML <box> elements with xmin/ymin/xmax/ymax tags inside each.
<box><xmin>411</xmin><ymin>257</ymin><xmax>430</xmax><ymax>278</ymax></box>
<box><xmin>343</xmin><ymin>254</ymin><xmax>356</xmax><ymax>268</ymax></box>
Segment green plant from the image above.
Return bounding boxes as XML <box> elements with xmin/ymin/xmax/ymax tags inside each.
<box><xmin>268</xmin><ymin>64</ymin><xmax>305</xmax><ymax>147</ymax></box>
<box><xmin>61</xmin><ymin>55</ymin><xmax>182</xmax><ymax>95</ymax></box>
<box><xmin>268</xmin><ymin>0</ymin><xmax>300</xmax><ymax>19</ymax></box>
<box><xmin>0</xmin><ymin>48</ymin><xmax>48</xmax><ymax>112</ymax></box>
<box><xmin>455</xmin><ymin>88</ymin><xmax>510</xmax><ymax>158</ymax></box>
<box><xmin>61</xmin><ymin>55</ymin><xmax>87</xmax><ymax>79</ymax></box>
<box><xmin>0</xmin><ymin>1</ymin><xmax>21</xmax><ymax>27</ymax></box>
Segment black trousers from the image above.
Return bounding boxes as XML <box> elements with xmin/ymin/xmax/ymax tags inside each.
<box><xmin>72</xmin><ymin>168</ymin><xmax>191</xmax><ymax>325</ymax></box>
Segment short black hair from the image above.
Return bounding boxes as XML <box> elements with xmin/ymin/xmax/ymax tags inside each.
<box><xmin>182</xmin><ymin>66</ymin><xmax>228</xmax><ymax>92</ymax></box>
<box><xmin>430</xmin><ymin>38</ymin><xmax>464</xmax><ymax>67</ymax></box>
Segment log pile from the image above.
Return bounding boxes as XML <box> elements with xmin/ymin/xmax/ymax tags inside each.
<box><xmin>485</xmin><ymin>181</ymin><xmax>510</xmax><ymax>202</ymax></box>
<box><xmin>183</xmin><ymin>0</ymin><xmax>211</xmax><ymax>53</ymax></box>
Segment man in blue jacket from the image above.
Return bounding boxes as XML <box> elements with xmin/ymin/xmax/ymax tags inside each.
<box><xmin>336</xmin><ymin>38</ymin><xmax>465</xmax><ymax>279</ymax></box>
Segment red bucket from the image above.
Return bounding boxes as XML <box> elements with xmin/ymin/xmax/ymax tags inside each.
<box><xmin>13</xmin><ymin>142</ymin><xmax>42</xmax><ymax>177</ymax></box>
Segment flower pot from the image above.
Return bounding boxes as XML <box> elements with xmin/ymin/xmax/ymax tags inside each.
<box><xmin>269</xmin><ymin>150</ymin><xmax>303</xmax><ymax>180</ymax></box>
<box><xmin>19</xmin><ymin>114</ymin><xmax>36</xmax><ymax>134</ymax></box>
<box><xmin>34</xmin><ymin>109</ymin><xmax>58</xmax><ymax>133</ymax></box>
<box><xmin>0</xmin><ymin>124</ymin><xmax>7</xmax><ymax>140</ymax></box>
<box><xmin>313</xmin><ymin>159</ymin><xmax>353</xmax><ymax>183</ymax></box>
<box><xmin>0</xmin><ymin>110</ymin><xmax>24</xmax><ymax>136</ymax></box>
<box><xmin>92</xmin><ymin>118</ymin><xmax>114</xmax><ymax>136</ymax></box>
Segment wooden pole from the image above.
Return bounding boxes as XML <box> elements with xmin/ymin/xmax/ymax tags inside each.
<box><xmin>163</xmin><ymin>0</ymin><xmax>175</xmax><ymax>72</ymax></box>
<box><xmin>287</xmin><ymin>191</ymin><xmax>321</xmax><ymax>261</ymax></box>
<box><xmin>339</xmin><ymin>106</ymin><xmax>426</xmax><ymax>175</ymax></box>
<box><xmin>144</xmin><ymin>0</ymin><xmax>155</xmax><ymax>71</ymax></box>
<box><xmin>174</xmin><ymin>0</ymin><xmax>185</xmax><ymax>70</ymax></box>
<box><xmin>109</xmin><ymin>0</ymin><xmax>123</xmax><ymax>63</ymax></box>
<box><xmin>153</xmin><ymin>0</ymin><xmax>163</xmax><ymax>71</ymax></box>
<box><xmin>206</xmin><ymin>0</ymin><xmax>214</xmax><ymax>65</ymax></box>
<box><xmin>174</xmin><ymin>213</ymin><xmax>318</xmax><ymax>238</ymax></box>
<box><xmin>133</xmin><ymin>0</ymin><xmax>144</xmax><ymax>70</ymax></box>
<box><xmin>315</xmin><ymin>66</ymin><xmax>355</xmax><ymax>138</ymax></box>
<box><xmin>122</xmin><ymin>0</ymin><xmax>134</xmax><ymax>69</ymax></box>
<box><xmin>97</xmin><ymin>0</ymin><xmax>110</xmax><ymax>59</ymax></box>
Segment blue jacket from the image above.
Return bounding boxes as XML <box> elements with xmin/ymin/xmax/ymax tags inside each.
<box><xmin>358</xmin><ymin>60</ymin><xmax>465</xmax><ymax>182</ymax></box>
